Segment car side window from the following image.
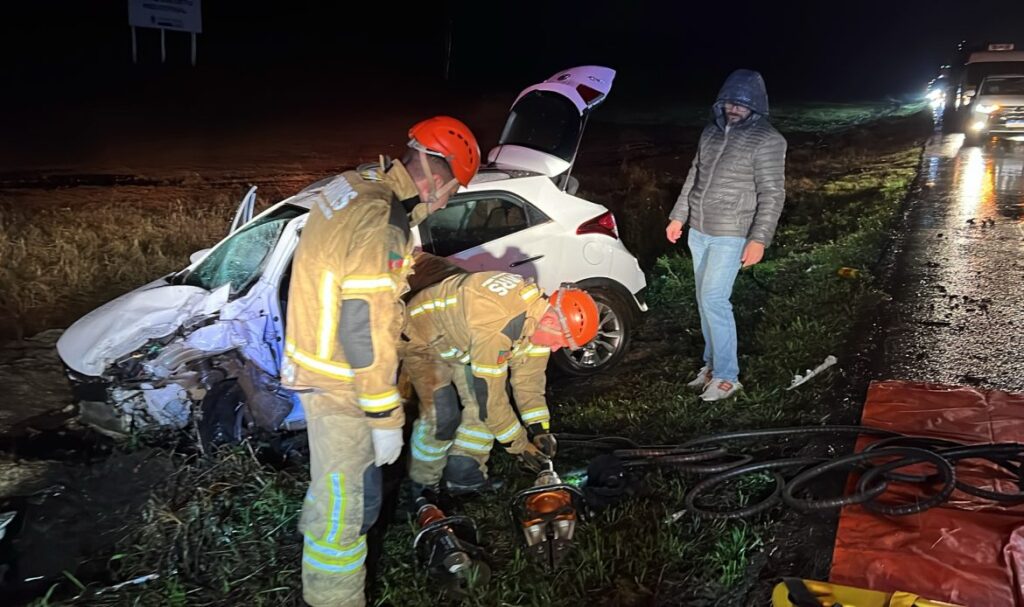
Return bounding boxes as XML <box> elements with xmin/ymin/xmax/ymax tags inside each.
<box><xmin>420</xmin><ymin>193</ymin><xmax>546</xmax><ymax>257</ymax></box>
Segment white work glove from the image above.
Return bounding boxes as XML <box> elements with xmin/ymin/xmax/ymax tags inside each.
<box><xmin>370</xmin><ymin>428</ymin><xmax>403</xmax><ymax>466</ymax></box>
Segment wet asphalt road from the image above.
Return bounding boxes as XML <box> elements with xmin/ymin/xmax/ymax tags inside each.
<box><xmin>879</xmin><ymin>120</ymin><xmax>1024</xmax><ymax>392</ymax></box>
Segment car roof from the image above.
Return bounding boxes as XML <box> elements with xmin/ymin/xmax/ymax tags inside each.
<box><xmin>265</xmin><ymin>169</ymin><xmax>604</xmax><ymax>226</ymax></box>
<box><xmin>269</xmin><ymin>166</ymin><xmax>540</xmax><ymax>212</ymax></box>
<box><xmin>968</xmin><ymin>51</ymin><xmax>1024</xmax><ymax>63</ymax></box>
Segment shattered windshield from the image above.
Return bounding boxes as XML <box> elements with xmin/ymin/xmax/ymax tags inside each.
<box><xmin>183</xmin><ymin>205</ymin><xmax>305</xmax><ymax>296</ymax></box>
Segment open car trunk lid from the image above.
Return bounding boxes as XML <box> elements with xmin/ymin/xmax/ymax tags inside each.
<box><xmin>486</xmin><ymin>66</ymin><xmax>615</xmax><ymax>181</ymax></box>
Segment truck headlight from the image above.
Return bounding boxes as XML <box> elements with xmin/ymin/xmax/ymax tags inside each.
<box><xmin>974</xmin><ymin>104</ymin><xmax>1000</xmax><ymax>114</ymax></box>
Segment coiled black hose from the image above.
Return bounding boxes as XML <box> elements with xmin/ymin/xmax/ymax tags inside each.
<box><xmin>782</xmin><ymin>447</ymin><xmax>956</xmax><ymax>515</ymax></box>
<box><xmin>684</xmin><ymin>457</ymin><xmax>824</xmax><ymax>519</ymax></box>
<box><xmin>555</xmin><ymin>426</ymin><xmax>1024</xmax><ymax>520</ymax></box>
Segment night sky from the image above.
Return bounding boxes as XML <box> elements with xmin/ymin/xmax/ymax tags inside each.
<box><xmin>2</xmin><ymin>1</ymin><xmax>1024</xmax><ymax>113</ymax></box>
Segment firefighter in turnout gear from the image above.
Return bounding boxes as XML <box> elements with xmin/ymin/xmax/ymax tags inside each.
<box><xmin>403</xmin><ymin>271</ymin><xmax>600</xmax><ymax>495</ymax></box>
<box><xmin>281</xmin><ymin>117</ymin><xmax>479</xmax><ymax>607</ymax></box>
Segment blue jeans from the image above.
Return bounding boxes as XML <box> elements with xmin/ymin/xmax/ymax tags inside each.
<box><xmin>688</xmin><ymin>228</ymin><xmax>745</xmax><ymax>382</ymax></box>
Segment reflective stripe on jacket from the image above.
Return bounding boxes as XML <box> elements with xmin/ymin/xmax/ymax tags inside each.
<box><xmin>282</xmin><ymin>161</ymin><xmax>420</xmax><ymax>429</ymax></box>
<box><xmin>405</xmin><ymin>272</ymin><xmax>553</xmax><ymax>441</ymax></box>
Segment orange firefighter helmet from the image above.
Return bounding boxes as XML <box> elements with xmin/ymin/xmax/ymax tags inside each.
<box><xmin>548</xmin><ymin>287</ymin><xmax>599</xmax><ymax>350</ymax></box>
<box><xmin>408</xmin><ymin>116</ymin><xmax>481</xmax><ymax>186</ymax></box>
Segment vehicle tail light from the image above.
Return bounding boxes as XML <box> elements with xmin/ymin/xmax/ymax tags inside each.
<box><xmin>576</xmin><ymin>211</ymin><xmax>618</xmax><ymax>239</ymax></box>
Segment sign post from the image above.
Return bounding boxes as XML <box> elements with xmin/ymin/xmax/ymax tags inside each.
<box><xmin>128</xmin><ymin>0</ymin><xmax>203</xmax><ymax>65</ymax></box>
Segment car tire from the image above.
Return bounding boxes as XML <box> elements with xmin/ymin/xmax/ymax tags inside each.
<box><xmin>551</xmin><ymin>286</ymin><xmax>633</xmax><ymax>376</ymax></box>
<box><xmin>198</xmin><ymin>379</ymin><xmax>245</xmax><ymax>450</ymax></box>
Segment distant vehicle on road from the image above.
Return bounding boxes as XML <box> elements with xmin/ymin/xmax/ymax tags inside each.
<box><xmin>927</xmin><ymin>68</ymin><xmax>950</xmax><ymax>111</ymax></box>
<box><xmin>946</xmin><ymin>41</ymin><xmax>1024</xmax><ymax>127</ymax></box>
<box><xmin>964</xmin><ymin>74</ymin><xmax>1024</xmax><ymax>145</ymax></box>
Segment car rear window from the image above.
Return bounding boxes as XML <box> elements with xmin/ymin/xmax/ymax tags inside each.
<box><xmin>499</xmin><ymin>91</ymin><xmax>581</xmax><ymax>162</ymax></box>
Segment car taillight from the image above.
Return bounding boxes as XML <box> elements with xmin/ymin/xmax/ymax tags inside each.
<box><xmin>577</xmin><ymin>211</ymin><xmax>618</xmax><ymax>239</ymax></box>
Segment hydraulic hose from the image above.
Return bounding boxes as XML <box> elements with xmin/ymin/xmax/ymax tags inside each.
<box><xmin>555</xmin><ymin>426</ymin><xmax>1024</xmax><ymax>520</ymax></box>
<box><xmin>677</xmin><ymin>425</ymin><xmax>901</xmax><ymax>448</ymax></box>
<box><xmin>683</xmin><ymin>457</ymin><xmax>824</xmax><ymax>519</ymax></box>
<box><xmin>782</xmin><ymin>447</ymin><xmax>955</xmax><ymax>515</ymax></box>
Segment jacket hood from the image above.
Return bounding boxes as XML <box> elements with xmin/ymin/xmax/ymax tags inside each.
<box><xmin>712</xmin><ymin>69</ymin><xmax>770</xmax><ymax>129</ymax></box>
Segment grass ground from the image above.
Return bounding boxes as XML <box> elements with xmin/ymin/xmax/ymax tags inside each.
<box><xmin>0</xmin><ymin>178</ymin><xmax>308</xmax><ymax>340</ymax></box>
<box><xmin>0</xmin><ymin>200</ymin><xmax>225</xmax><ymax>339</ymax></box>
<box><xmin>16</xmin><ymin>107</ymin><xmax>932</xmax><ymax>606</ymax></box>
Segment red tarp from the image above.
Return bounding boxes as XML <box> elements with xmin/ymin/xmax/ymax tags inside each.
<box><xmin>830</xmin><ymin>381</ymin><xmax>1024</xmax><ymax>607</ymax></box>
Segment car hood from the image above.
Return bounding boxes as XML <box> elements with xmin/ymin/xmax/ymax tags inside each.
<box><xmin>57</xmin><ymin>283</ymin><xmax>229</xmax><ymax>377</ymax></box>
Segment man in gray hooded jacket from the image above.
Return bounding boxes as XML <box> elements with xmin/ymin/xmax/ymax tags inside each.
<box><xmin>666</xmin><ymin>69</ymin><xmax>787</xmax><ymax>401</ymax></box>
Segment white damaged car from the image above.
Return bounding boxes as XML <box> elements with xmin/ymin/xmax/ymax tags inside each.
<box><xmin>56</xmin><ymin>66</ymin><xmax>647</xmax><ymax>441</ymax></box>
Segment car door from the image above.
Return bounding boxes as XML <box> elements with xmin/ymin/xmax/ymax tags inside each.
<box><xmin>230</xmin><ymin>186</ymin><xmax>258</xmax><ymax>234</ymax></box>
<box><xmin>189</xmin><ymin>186</ymin><xmax>258</xmax><ymax>263</ymax></box>
<box><xmin>416</xmin><ymin>191</ymin><xmax>562</xmax><ymax>286</ymax></box>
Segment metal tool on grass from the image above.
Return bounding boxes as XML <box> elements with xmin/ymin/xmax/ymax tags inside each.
<box><xmin>786</xmin><ymin>355</ymin><xmax>838</xmax><ymax>390</ymax></box>
<box><xmin>413</xmin><ymin>494</ymin><xmax>490</xmax><ymax>598</ymax></box>
<box><xmin>509</xmin><ymin>460</ymin><xmax>588</xmax><ymax>569</ymax></box>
